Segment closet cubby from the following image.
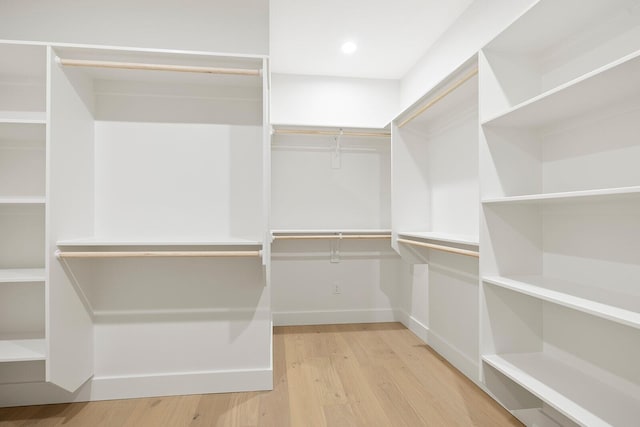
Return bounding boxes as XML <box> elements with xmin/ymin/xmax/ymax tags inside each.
<box><xmin>0</xmin><ymin>123</ymin><xmax>45</xmax><ymax>199</ymax></box>
<box><xmin>391</xmin><ymin>58</ymin><xmax>481</xmax><ymax>383</ymax></box>
<box><xmin>482</xmin><ymin>199</ymin><xmax>640</xmax><ymax>330</ymax></box>
<box><xmin>480</xmin><ymin>0</ymin><xmax>640</xmax><ymax>122</ymax></box>
<box><xmin>480</xmin><ymin>1</ymin><xmax>640</xmax><ymax>425</ymax></box>
<box><xmin>0</xmin><ymin>280</ymin><xmax>45</xmax><ymax>383</ymax></box>
<box><xmin>0</xmin><ymin>43</ymin><xmax>46</xmax><ymax>121</ymax></box>
<box><xmin>392</xmin><ymin>60</ymin><xmax>479</xmax><ymax>245</ymax></box>
<box><xmin>50</xmin><ymin>46</ymin><xmax>266</xmax><ymax>246</ymax></box>
<box><xmin>270</xmin><ymin>126</ymin><xmax>397</xmax><ymax>326</ymax></box>
<box><xmin>270</xmin><ymin>126</ymin><xmax>391</xmax><ymax>231</ymax></box>
<box><xmin>482</xmin><ymin>285</ymin><xmax>640</xmax><ymax>426</ymax></box>
<box><xmin>481</xmin><ymin>49</ymin><xmax>640</xmax><ymax>200</ymax></box>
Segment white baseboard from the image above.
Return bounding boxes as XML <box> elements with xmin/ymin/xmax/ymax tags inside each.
<box><xmin>397</xmin><ymin>310</ymin><xmax>429</xmax><ymax>343</ymax></box>
<box><xmin>273</xmin><ymin>308</ymin><xmax>399</xmax><ymax>326</ymax></box>
<box><xmin>397</xmin><ymin>310</ymin><xmax>479</xmax><ymax>385</ymax></box>
<box><xmin>427</xmin><ymin>329</ymin><xmax>480</xmax><ymax>385</ymax></box>
<box><xmin>0</xmin><ymin>368</ymin><xmax>273</xmax><ymax>407</ymax></box>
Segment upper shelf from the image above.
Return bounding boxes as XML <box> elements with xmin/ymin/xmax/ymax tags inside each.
<box><xmin>395</xmin><ymin>58</ymin><xmax>478</xmax><ymax>131</ymax></box>
<box><xmin>397</xmin><ymin>231</ymin><xmax>478</xmax><ymax>247</ymax></box>
<box><xmin>482</xmin><ymin>47</ymin><xmax>640</xmax><ymax>128</ymax></box>
<box><xmin>484</xmin><ymin>0</ymin><xmax>635</xmax><ymax>55</ymax></box>
<box><xmin>57</xmin><ymin>237</ymin><xmax>262</xmax><ymax>247</ymax></box>
<box><xmin>271</xmin><ymin>229</ymin><xmax>391</xmax><ymax>241</ymax></box>
<box><xmin>482</xmin><ymin>185</ymin><xmax>640</xmax><ymax>205</ymax></box>
<box><xmin>54</xmin><ymin>45</ymin><xmax>263</xmax><ymax>88</ymax></box>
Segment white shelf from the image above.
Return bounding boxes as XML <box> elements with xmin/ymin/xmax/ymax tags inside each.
<box><xmin>482</xmin><ymin>186</ymin><xmax>640</xmax><ymax>205</ymax></box>
<box><xmin>483</xmin><ymin>276</ymin><xmax>640</xmax><ymax>330</ymax></box>
<box><xmin>398</xmin><ymin>231</ymin><xmax>478</xmax><ymax>247</ymax></box>
<box><xmin>271</xmin><ymin>229</ymin><xmax>391</xmax><ymax>235</ymax></box>
<box><xmin>0</xmin><ymin>196</ymin><xmax>46</xmax><ymax>205</ymax></box>
<box><xmin>511</xmin><ymin>409</ymin><xmax>563</xmax><ymax>427</ymax></box>
<box><xmin>485</xmin><ymin>0</ymin><xmax>628</xmax><ymax>55</ymax></box>
<box><xmin>483</xmin><ymin>353</ymin><xmax>640</xmax><ymax>427</ymax></box>
<box><xmin>482</xmin><ymin>48</ymin><xmax>640</xmax><ymax>128</ymax></box>
<box><xmin>0</xmin><ymin>111</ymin><xmax>46</xmax><ymax>124</ymax></box>
<box><xmin>0</xmin><ymin>268</ymin><xmax>45</xmax><ymax>283</ymax></box>
<box><xmin>56</xmin><ymin>237</ymin><xmax>262</xmax><ymax>247</ymax></box>
<box><xmin>0</xmin><ymin>339</ymin><xmax>46</xmax><ymax>362</ymax></box>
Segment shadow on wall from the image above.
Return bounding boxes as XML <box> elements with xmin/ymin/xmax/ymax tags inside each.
<box><xmin>58</xmin><ymin>256</ymin><xmax>267</xmax><ymax>340</ymax></box>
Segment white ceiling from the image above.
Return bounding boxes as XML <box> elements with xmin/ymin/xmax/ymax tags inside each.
<box><xmin>270</xmin><ymin>0</ymin><xmax>473</xmax><ymax>80</ymax></box>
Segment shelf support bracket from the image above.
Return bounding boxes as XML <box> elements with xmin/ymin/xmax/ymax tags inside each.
<box><xmin>331</xmin><ymin>129</ymin><xmax>343</xmax><ymax>169</ymax></box>
<box><xmin>330</xmin><ymin>233</ymin><xmax>342</xmax><ymax>263</ymax></box>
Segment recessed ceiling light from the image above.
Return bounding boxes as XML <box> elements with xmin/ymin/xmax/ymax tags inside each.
<box><xmin>341</xmin><ymin>41</ymin><xmax>357</xmax><ymax>55</ymax></box>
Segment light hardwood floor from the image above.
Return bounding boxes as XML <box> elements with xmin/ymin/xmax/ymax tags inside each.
<box><xmin>0</xmin><ymin>323</ymin><xmax>522</xmax><ymax>426</ymax></box>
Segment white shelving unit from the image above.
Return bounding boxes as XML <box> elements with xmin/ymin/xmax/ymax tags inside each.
<box><xmin>0</xmin><ymin>42</ymin><xmax>47</xmax><ymax>387</ymax></box>
<box><xmin>479</xmin><ymin>1</ymin><xmax>640</xmax><ymax>425</ymax></box>
<box><xmin>391</xmin><ymin>58</ymin><xmax>481</xmax><ymax>383</ymax></box>
<box><xmin>43</xmin><ymin>44</ymin><xmax>272</xmax><ymax>395</ymax></box>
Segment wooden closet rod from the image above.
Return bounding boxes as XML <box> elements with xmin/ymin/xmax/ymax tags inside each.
<box><xmin>273</xmin><ymin>129</ymin><xmax>390</xmax><ymax>138</ymax></box>
<box><xmin>57</xmin><ymin>58</ymin><xmax>261</xmax><ymax>76</ymax></box>
<box><xmin>397</xmin><ymin>238</ymin><xmax>479</xmax><ymax>258</ymax></box>
<box><xmin>273</xmin><ymin>234</ymin><xmax>391</xmax><ymax>240</ymax></box>
<box><xmin>398</xmin><ymin>68</ymin><xmax>478</xmax><ymax>128</ymax></box>
<box><xmin>56</xmin><ymin>250</ymin><xmax>262</xmax><ymax>258</ymax></box>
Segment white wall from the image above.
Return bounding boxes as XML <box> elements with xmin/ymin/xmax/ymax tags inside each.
<box><xmin>0</xmin><ymin>0</ymin><xmax>268</xmax><ymax>55</ymax></box>
<box><xmin>399</xmin><ymin>0</ymin><xmax>537</xmax><ymax>111</ymax></box>
<box><xmin>271</xmin><ymin>242</ymin><xmax>401</xmax><ymax>326</ymax></box>
<box><xmin>271</xmin><ymin>73</ymin><xmax>399</xmax><ymax>128</ymax></box>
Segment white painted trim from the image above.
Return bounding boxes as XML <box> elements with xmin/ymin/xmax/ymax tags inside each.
<box><xmin>427</xmin><ymin>329</ymin><xmax>480</xmax><ymax>385</ymax></box>
<box><xmin>397</xmin><ymin>309</ymin><xmax>430</xmax><ymax>343</ymax></box>
<box><xmin>0</xmin><ymin>368</ymin><xmax>273</xmax><ymax>407</ymax></box>
<box><xmin>91</xmin><ymin>368</ymin><xmax>273</xmax><ymax>401</ymax></box>
<box><xmin>273</xmin><ymin>308</ymin><xmax>399</xmax><ymax>326</ymax></box>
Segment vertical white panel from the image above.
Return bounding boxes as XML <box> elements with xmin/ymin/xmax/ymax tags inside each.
<box><xmin>47</xmin><ymin>47</ymin><xmax>94</xmax><ymax>391</ymax></box>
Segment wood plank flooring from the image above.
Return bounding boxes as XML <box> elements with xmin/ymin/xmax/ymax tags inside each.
<box><xmin>0</xmin><ymin>323</ymin><xmax>522</xmax><ymax>426</ymax></box>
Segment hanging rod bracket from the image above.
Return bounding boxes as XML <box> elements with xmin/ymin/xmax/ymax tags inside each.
<box><xmin>331</xmin><ymin>129</ymin><xmax>343</xmax><ymax>169</ymax></box>
<box><xmin>330</xmin><ymin>233</ymin><xmax>342</xmax><ymax>263</ymax></box>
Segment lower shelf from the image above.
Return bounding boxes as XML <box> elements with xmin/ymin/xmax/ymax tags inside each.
<box><xmin>0</xmin><ymin>268</ymin><xmax>45</xmax><ymax>283</ymax></box>
<box><xmin>483</xmin><ymin>276</ymin><xmax>640</xmax><ymax>330</ymax></box>
<box><xmin>483</xmin><ymin>353</ymin><xmax>640</xmax><ymax>427</ymax></box>
<box><xmin>0</xmin><ymin>339</ymin><xmax>46</xmax><ymax>362</ymax></box>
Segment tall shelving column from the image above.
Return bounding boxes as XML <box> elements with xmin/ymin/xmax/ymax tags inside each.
<box><xmin>479</xmin><ymin>1</ymin><xmax>640</xmax><ymax>426</ymax></box>
<box><xmin>391</xmin><ymin>58</ymin><xmax>480</xmax><ymax>382</ymax></box>
<box><xmin>45</xmin><ymin>45</ymin><xmax>271</xmax><ymax>398</ymax></box>
<box><xmin>0</xmin><ymin>42</ymin><xmax>48</xmax><ymax>384</ymax></box>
